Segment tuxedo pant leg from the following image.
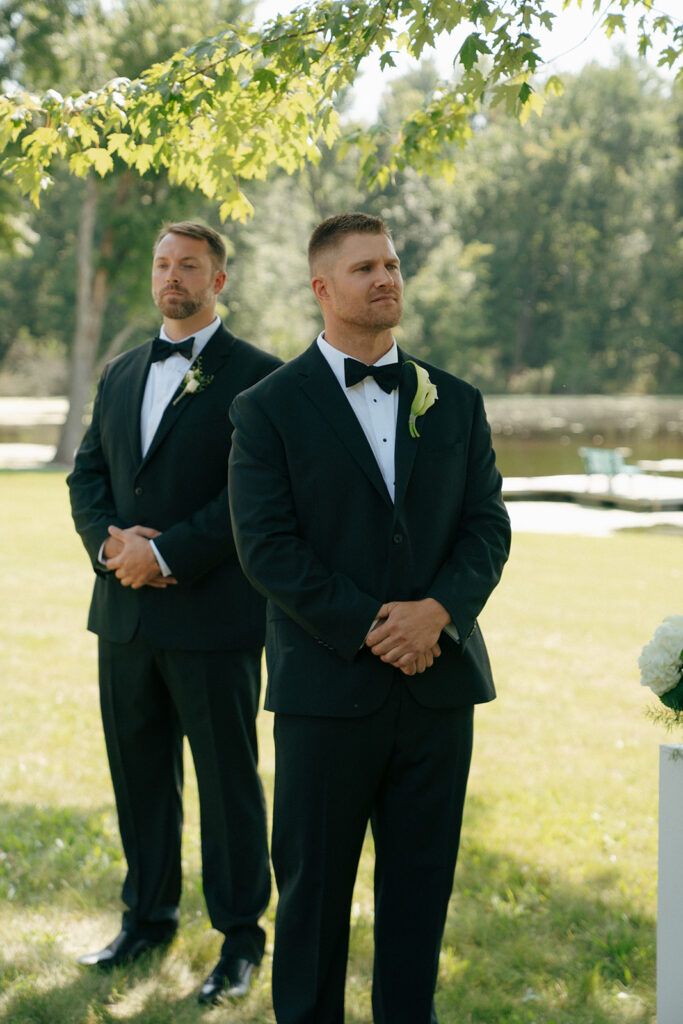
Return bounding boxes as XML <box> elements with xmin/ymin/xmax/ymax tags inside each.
<box><xmin>159</xmin><ymin>646</ymin><xmax>270</xmax><ymax>962</ymax></box>
<box><xmin>98</xmin><ymin>633</ymin><xmax>183</xmax><ymax>935</ymax></box>
<box><xmin>271</xmin><ymin>709</ymin><xmax>395</xmax><ymax>1024</ymax></box>
<box><xmin>371</xmin><ymin>691</ymin><xmax>474</xmax><ymax>1024</ymax></box>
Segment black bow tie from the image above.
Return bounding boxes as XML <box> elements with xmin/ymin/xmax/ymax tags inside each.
<box><xmin>151</xmin><ymin>336</ymin><xmax>195</xmax><ymax>362</ymax></box>
<box><xmin>344</xmin><ymin>358</ymin><xmax>401</xmax><ymax>394</ymax></box>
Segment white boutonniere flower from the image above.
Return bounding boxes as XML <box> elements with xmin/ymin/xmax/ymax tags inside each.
<box><xmin>173</xmin><ymin>357</ymin><xmax>213</xmax><ymax>406</ymax></box>
<box><xmin>406</xmin><ymin>360</ymin><xmax>438</xmax><ymax>438</ymax></box>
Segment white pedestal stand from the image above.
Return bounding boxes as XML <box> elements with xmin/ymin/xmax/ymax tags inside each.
<box><xmin>657</xmin><ymin>744</ymin><xmax>683</xmax><ymax>1023</ymax></box>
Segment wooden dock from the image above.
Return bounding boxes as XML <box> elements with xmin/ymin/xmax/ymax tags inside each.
<box><xmin>503</xmin><ymin>472</ymin><xmax>683</xmax><ymax>512</ymax></box>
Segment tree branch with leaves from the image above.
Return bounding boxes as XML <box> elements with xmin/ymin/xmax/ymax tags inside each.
<box><xmin>1</xmin><ymin>0</ymin><xmax>681</xmax><ymax>220</ymax></box>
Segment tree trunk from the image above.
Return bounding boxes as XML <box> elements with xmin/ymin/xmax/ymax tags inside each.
<box><xmin>53</xmin><ymin>173</ymin><xmax>106</xmax><ymax>465</ymax></box>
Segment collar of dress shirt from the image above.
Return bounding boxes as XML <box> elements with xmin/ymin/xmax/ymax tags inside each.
<box><xmin>316</xmin><ymin>331</ymin><xmax>398</xmax><ymax>390</ymax></box>
<box><xmin>158</xmin><ymin>315</ymin><xmax>221</xmax><ymax>359</ymax></box>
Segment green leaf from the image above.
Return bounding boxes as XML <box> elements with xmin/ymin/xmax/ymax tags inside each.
<box><xmin>458</xmin><ymin>33</ymin><xmax>491</xmax><ymax>71</ymax></box>
<box><xmin>253</xmin><ymin>68</ymin><xmax>279</xmax><ymax>92</ymax></box>
<box><xmin>85</xmin><ymin>148</ymin><xmax>114</xmax><ymax>177</ymax></box>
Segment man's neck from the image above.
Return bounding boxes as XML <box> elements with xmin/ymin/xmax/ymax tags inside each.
<box><xmin>322</xmin><ymin>327</ymin><xmax>394</xmax><ymax>364</ymax></box>
<box><xmin>163</xmin><ymin>310</ymin><xmax>217</xmax><ymax>342</ymax></box>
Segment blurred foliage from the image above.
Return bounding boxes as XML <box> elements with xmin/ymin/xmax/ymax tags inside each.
<box><xmin>0</xmin><ymin>6</ymin><xmax>680</xmax><ymax>395</ymax></box>
<box><xmin>0</xmin><ymin>0</ymin><xmax>250</xmax><ymax>367</ymax></box>
<box><xmin>223</xmin><ymin>58</ymin><xmax>683</xmax><ymax>394</ymax></box>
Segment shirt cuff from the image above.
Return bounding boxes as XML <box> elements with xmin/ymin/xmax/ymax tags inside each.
<box><xmin>150</xmin><ymin>539</ymin><xmax>172</xmax><ymax>577</ymax></box>
<box><xmin>361</xmin><ymin>617</ymin><xmax>381</xmax><ymax>649</ymax></box>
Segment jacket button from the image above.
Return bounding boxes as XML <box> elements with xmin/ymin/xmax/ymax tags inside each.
<box><xmin>392</xmin><ymin>533</ymin><xmax>403</xmax><ymax>544</ymax></box>
<box><xmin>134</xmin><ymin>486</ymin><xmax>143</xmax><ymax>495</ymax></box>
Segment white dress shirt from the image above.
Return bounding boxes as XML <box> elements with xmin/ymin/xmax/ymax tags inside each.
<box><xmin>316</xmin><ymin>332</ymin><xmax>399</xmax><ymax>502</ymax></box>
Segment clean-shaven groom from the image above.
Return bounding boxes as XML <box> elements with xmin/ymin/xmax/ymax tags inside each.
<box><xmin>67</xmin><ymin>221</ymin><xmax>281</xmax><ymax>1004</ymax></box>
<box><xmin>228</xmin><ymin>212</ymin><xmax>511</xmax><ymax>1023</ymax></box>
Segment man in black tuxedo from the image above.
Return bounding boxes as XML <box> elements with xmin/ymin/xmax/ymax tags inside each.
<box><xmin>228</xmin><ymin>212</ymin><xmax>511</xmax><ymax>1024</ymax></box>
<box><xmin>67</xmin><ymin>221</ymin><xmax>281</xmax><ymax>1004</ymax></box>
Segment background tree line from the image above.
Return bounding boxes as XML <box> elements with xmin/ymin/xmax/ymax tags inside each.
<box><xmin>0</xmin><ymin>0</ymin><xmax>680</xmax><ymax>461</ymax></box>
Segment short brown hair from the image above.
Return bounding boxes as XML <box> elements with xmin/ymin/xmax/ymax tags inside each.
<box><xmin>308</xmin><ymin>212</ymin><xmax>391</xmax><ymax>271</ymax></box>
<box><xmin>154</xmin><ymin>221</ymin><xmax>227</xmax><ymax>271</ymax></box>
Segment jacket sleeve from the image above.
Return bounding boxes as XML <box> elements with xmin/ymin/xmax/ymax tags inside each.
<box><xmin>66</xmin><ymin>369</ymin><xmax>127</xmax><ymax>574</ymax></box>
<box><xmin>152</xmin><ymin>487</ymin><xmax>236</xmax><ymax>584</ymax></box>
<box><xmin>426</xmin><ymin>388</ymin><xmax>511</xmax><ymax>646</ymax></box>
<box><xmin>66</xmin><ymin>366</ymin><xmax>235</xmax><ymax>585</ymax></box>
<box><xmin>228</xmin><ymin>389</ymin><xmax>381</xmax><ymax>661</ymax></box>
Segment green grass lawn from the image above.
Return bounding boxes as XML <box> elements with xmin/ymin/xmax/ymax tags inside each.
<box><xmin>1</xmin><ymin>470</ymin><xmax>679</xmax><ymax>1023</ymax></box>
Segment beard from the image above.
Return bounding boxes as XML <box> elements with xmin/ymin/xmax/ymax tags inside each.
<box><xmin>154</xmin><ymin>287</ymin><xmax>212</xmax><ymax>320</ymax></box>
<box><xmin>355</xmin><ymin>296</ymin><xmax>403</xmax><ymax>331</ymax></box>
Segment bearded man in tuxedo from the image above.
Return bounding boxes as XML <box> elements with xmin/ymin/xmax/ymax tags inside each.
<box><xmin>227</xmin><ymin>212</ymin><xmax>511</xmax><ymax>1024</ymax></box>
<box><xmin>67</xmin><ymin>221</ymin><xmax>281</xmax><ymax>1004</ymax></box>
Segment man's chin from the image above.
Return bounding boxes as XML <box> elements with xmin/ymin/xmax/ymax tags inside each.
<box><xmin>369</xmin><ymin>301</ymin><xmax>402</xmax><ymax>328</ymax></box>
<box><xmin>371</xmin><ymin>312</ymin><xmax>402</xmax><ymax>330</ymax></box>
<box><xmin>157</xmin><ymin>299</ymin><xmax>196</xmax><ymax>320</ymax></box>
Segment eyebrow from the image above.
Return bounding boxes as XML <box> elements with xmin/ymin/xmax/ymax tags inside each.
<box><xmin>348</xmin><ymin>256</ymin><xmax>401</xmax><ymax>269</ymax></box>
<box><xmin>154</xmin><ymin>255</ymin><xmax>201</xmax><ymax>263</ymax></box>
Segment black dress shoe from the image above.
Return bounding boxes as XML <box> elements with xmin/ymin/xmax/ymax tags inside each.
<box><xmin>197</xmin><ymin>955</ymin><xmax>255</xmax><ymax>1004</ymax></box>
<box><xmin>77</xmin><ymin>928</ymin><xmax>173</xmax><ymax>968</ymax></box>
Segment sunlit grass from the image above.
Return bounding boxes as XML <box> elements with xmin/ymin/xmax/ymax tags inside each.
<box><xmin>1</xmin><ymin>470</ymin><xmax>679</xmax><ymax>1023</ymax></box>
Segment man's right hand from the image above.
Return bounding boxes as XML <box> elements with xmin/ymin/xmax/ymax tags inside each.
<box><xmin>105</xmin><ymin>525</ymin><xmax>177</xmax><ymax>588</ymax></box>
<box><xmin>366</xmin><ymin>599</ymin><xmax>447</xmax><ymax>673</ymax></box>
<box><xmin>397</xmin><ymin>645</ymin><xmax>442</xmax><ymax>676</ymax></box>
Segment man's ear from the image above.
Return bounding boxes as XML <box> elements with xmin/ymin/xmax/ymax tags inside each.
<box><xmin>311</xmin><ymin>276</ymin><xmax>329</xmax><ymax>303</ymax></box>
<box><xmin>214</xmin><ymin>270</ymin><xmax>227</xmax><ymax>295</ymax></box>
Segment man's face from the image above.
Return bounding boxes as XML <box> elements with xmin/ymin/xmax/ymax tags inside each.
<box><xmin>313</xmin><ymin>232</ymin><xmax>404</xmax><ymax>333</ymax></box>
<box><xmin>151</xmin><ymin>232</ymin><xmax>226</xmax><ymax>321</ymax></box>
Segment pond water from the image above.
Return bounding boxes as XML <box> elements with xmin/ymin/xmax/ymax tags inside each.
<box><xmin>493</xmin><ymin>436</ymin><xmax>683</xmax><ymax>478</ymax></box>
<box><xmin>485</xmin><ymin>394</ymin><xmax>683</xmax><ymax>477</ymax></box>
<box><xmin>0</xmin><ymin>394</ymin><xmax>681</xmax><ymax>479</ymax></box>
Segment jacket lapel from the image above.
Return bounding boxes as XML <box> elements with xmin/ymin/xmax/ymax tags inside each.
<box><xmin>393</xmin><ymin>353</ymin><xmax>420</xmax><ymax>513</ymax></box>
<box><xmin>124</xmin><ymin>341</ymin><xmax>154</xmax><ymax>465</ymax></box>
<box><xmin>298</xmin><ymin>343</ymin><xmax>393</xmax><ymax>507</ymax></box>
<box><xmin>139</xmin><ymin>325</ymin><xmax>235</xmax><ymax>469</ymax></box>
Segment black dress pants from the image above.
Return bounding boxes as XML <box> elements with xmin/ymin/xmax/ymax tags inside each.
<box><xmin>98</xmin><ymin>631</ymin><xmax>270</xmax><ymax>962</ymax></box>
<box><xmin>271</xmin><ymin>677</ymin><xmax>474</xmax><ymax>1023</ymax></box>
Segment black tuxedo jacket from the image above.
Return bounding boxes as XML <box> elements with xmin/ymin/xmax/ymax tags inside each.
<box><xmin>228</xmin><ymin>341</ymin><xmax>511</xmax><ymax>715</ymax></box>
<box><xmin>67</xmin><ymin>323</ymin><xmax>282</xmax><ymax>651</ymax></box>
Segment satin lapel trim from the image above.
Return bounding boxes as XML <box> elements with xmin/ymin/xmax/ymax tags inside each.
<box><xmin>140</xmin><ymin>327</ymin><xmax>235</xmax><ymax>469</ymax></box>
<box><xmin>393</xmin><ymin>355</ymin><xmax>419</xmax><ymax>512</ymax></box>
<box><xmin>298</xmin><ymin>346</ymin><xmax>392</xmax><ymax>507</ymax></box>
<box><xmin>127</xmin><ymin>341</ymin><xmax>154</xmax><ymax>465</ymax></box>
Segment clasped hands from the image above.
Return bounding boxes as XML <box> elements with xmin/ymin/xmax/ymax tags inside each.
<box><xmin>366</xmin><ymin>598</ymin><xmax>451</xmax><ymax>677</ymax></box>
<box><xmin>104</xmin><ymin>524</ymin><xmax>177</xmax><ymax>590</ymax></box>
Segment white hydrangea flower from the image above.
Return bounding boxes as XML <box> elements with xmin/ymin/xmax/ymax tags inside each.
<box><xmin>639</xmin><ymin>616</ymin><xmax>683</xmax><ymax>696</ymax></box>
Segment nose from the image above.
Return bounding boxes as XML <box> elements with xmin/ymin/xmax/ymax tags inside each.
<box><xmin>376</xmin><ymin>266</ymin><xmax>394</xmax><ymax>287</ymax></box>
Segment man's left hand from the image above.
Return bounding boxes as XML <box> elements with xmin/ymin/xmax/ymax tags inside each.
<box><xmin>105</xmin><ymin>524</ymin><xmax>177</xmax><ymax>589</ymax></box>
<box><xmin>366</xmin><ymin>598</ymin><xmax>451</xmax><ymax>671</ymax></box>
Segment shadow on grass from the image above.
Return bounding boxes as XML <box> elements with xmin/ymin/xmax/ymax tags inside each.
<box><xmin>0</xmin><ymin>797</ymin><xmax>655</xmax><ymax>1024</ymax></box>
<box><xmin>432</xmin><ymin>797</ymin><xmax>654</xmax><ymax>1023</ymax></box>
<box><xmin>0</xmin><ymin>802</ymin><xmax>207</xmax><ymax>920</ymax></box>
<box><xmin>0</xmin><ymin>944</ymin><xmax>277</xmax><ymax>1024</ymax></box>
<box><xmin>342</xmin><ymin>796</ymin><xmax>654</xmax><ymax>1024</ymax></box>
<box><xmin>0</xmin><ymin>802</ymin><xmax>124</xmax><ymax>910</ymax></box>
